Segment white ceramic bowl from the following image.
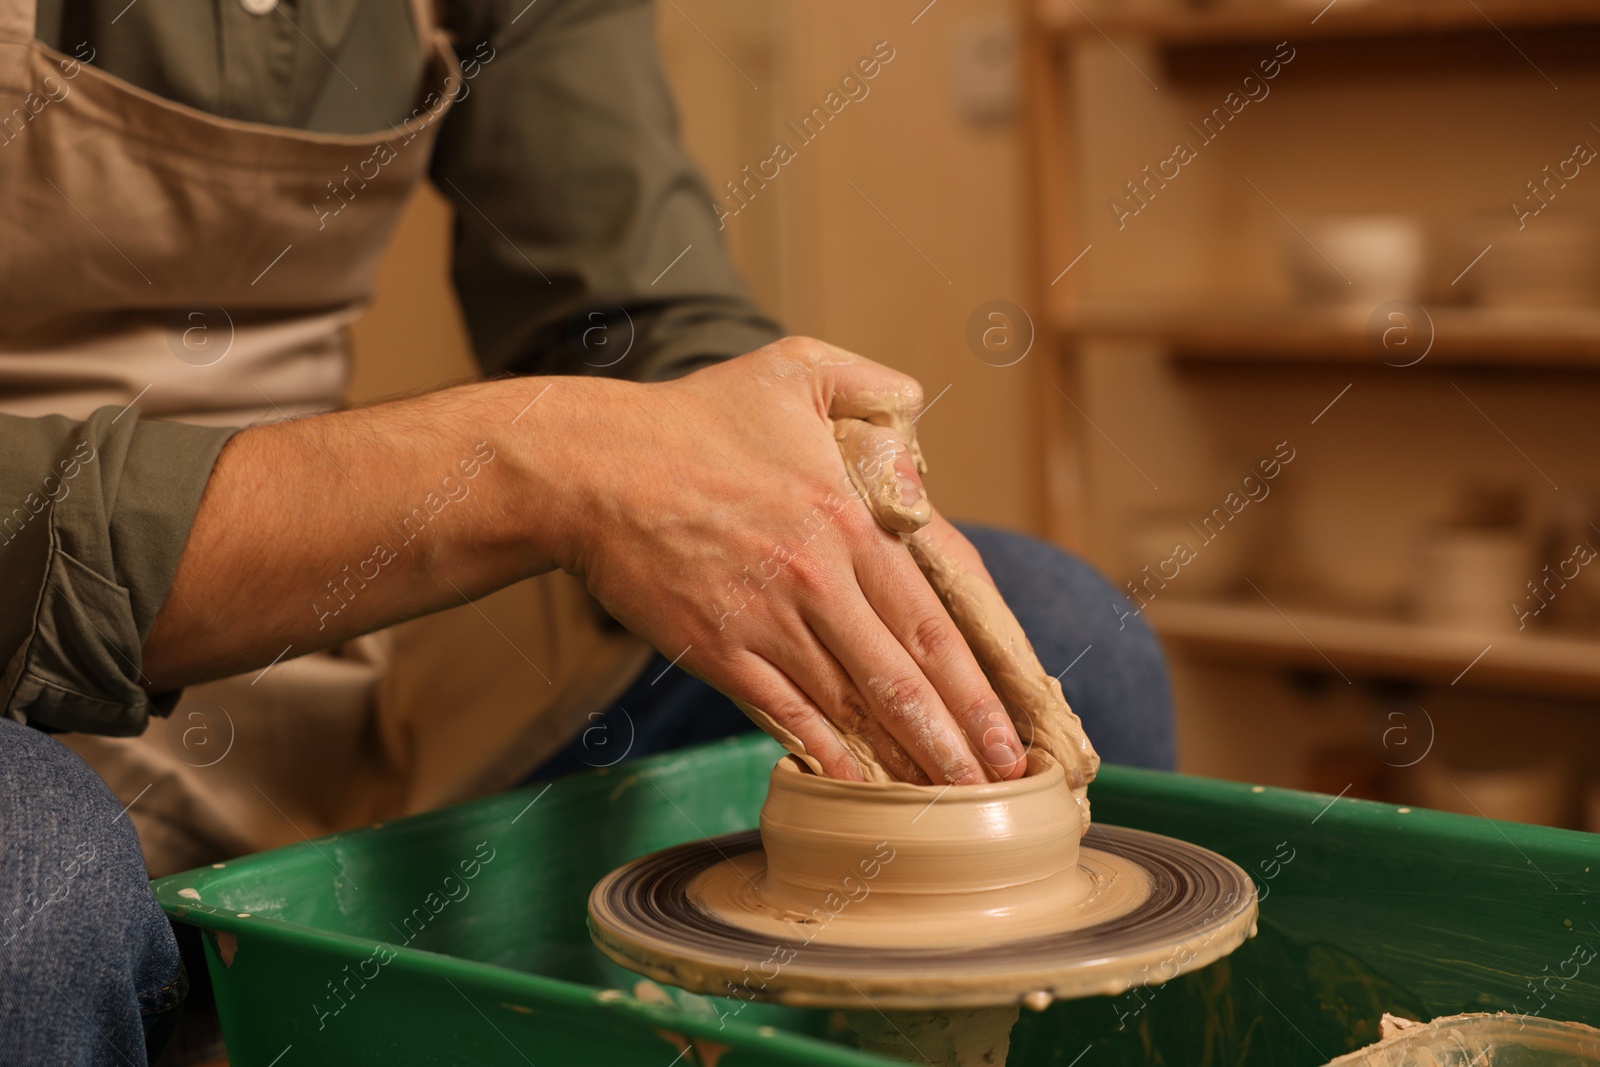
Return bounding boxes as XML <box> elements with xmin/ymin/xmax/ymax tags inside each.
<box><xmin>1286</xmin><ymin>214</ymin><xmax>1428</xmax><ymax>308</ymax></box>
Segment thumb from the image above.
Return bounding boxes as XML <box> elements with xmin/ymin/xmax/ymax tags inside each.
<box><xmin>833</xmin><ymin>417</ymin><xmax>930</xmax><ymax>535</ymax></box>
<box><xmin>802</xmin><ymin>339</ymin><xmax>926</xmax><ymax>460</ymax></box>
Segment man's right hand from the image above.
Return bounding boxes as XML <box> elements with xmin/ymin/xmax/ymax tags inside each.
<box><xmin>144</xmin><ymin>337</ymin><xmax>1024</xmax><ymax>785</ymax></box>
<box><xmin>545</xmin><ymin>338</ymin><xmax>1024</xmax><ymax>785</ymax></box>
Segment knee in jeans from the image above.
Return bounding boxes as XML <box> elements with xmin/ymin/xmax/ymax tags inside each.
<box><xmin>0</xmin><ymin>720</ymin><xmax>186</xmax><ymax>1067</ymax></box>
<box><xmin>0</xmin><ymin>719</ymin><xmax>154</xmax><ymax>945</ymax></box>
<box><xmin>1109</xmin><ymin>596</ymin><xmax>1167</xmax><ymax>668</ymax></box>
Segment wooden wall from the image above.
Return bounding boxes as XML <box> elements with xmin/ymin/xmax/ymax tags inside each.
<box><xmin>348</xmin><ymin>0</ymin><xmax>1043</xmax><ymax>534</ymax></box>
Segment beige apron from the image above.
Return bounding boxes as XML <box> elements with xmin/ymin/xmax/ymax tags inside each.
<box><xmin>0</xmin><ymin>0</ymin><xmax>650</xmax><ymax>875</ymax></box>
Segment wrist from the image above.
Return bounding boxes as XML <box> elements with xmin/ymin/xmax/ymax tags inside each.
<box><xmin>482</xmin><ymin>374</ymin><xmax>637</xmax><ymax>578</ymax></box>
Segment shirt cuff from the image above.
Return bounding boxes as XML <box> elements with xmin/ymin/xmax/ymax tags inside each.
<box><xmin>2</xmin><ymin>409</ymin><xmax>238</xmax><ymax>736</ymax></box>
<box><xmin>636</xmin><ymin>320</ymin><xmax>787</xmax><ymax>382</ymax></box>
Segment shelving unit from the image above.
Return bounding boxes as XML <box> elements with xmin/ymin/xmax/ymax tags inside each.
<box><xmin>1058</xmin><ymin>305</ymin><xmax>1600</xmax><ymax>365</ymax></box>
<box><xmin>1148</xmin><ymin>599</ymin><xmax>1600</xmax><ymax>698</ymax></box>
<box><xmin>1023</xmin><ymin>0</ymin><xmax>1600</xmax><ymax>807</ymax></box>
<box><xmin>1034</xmin><ymin>0</ymin><xmax>1600</xmax><ymax>43</ymax></box>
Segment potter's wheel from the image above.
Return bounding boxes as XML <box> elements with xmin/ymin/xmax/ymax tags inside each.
<box><xmin>591</xmin><ymin>823</ymin><xmax>1255</xmax><ymax>1010</ymax></box>
<box><xmin>589</xmin><ymin>756</ymin><xmax>1258</xmax><ymax>1011</ymax></box>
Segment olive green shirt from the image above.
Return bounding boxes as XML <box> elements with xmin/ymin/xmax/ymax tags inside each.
<box><xmin>3</xmin><ymin>0</ymin><xmax>781</xmax><ymax>735</ymax></box>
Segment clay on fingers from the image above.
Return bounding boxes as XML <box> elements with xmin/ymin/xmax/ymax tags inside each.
<box><xmin>828</xmin><ymin>413</ymin><xmax>1100</xmax><ymax>818</ymax></box>
<box><xmin>903</xmin><ymin>527</ymin><xmax>1099</xmax><ymax>821</ymax></box>
<box><xmin>833</xmin><ymin>417</ymin><xmax>931</xmax><ymax>535</ymax></box>
<box><xmin>731</xmin><ymin>694</ymin><xmax>901</xmax><ymax>785</ymax></box>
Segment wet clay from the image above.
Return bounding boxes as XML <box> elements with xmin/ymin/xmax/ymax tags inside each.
<box><xmin>589</xmin><ymin>754</ymin><xmax>1259</xmax><ymax>1007</ymax></box>
<box><xmin>837</xmin><ymin>407</ymin><xmax>1098</xmax><ymax>802</ymax></box>
<box><xmin>832</xmin><ymin>416</ymin><xmax>931</xmax><ymax>535</ymax></box>
<box><xmin>901</xmin><ymin>524</ymin><xmax>1098</xmax><ymax>814</ymax></box>
<box><xmin>1325</xmin><ymin>1013</ymin><xmax>1600</xmax><ymax>1065</ymax></box>
<box><xmin>736</xmin><ymin>405</ymin><xmax>1100</xmax><ymax>816</ymax></box>
<box><xmin>688</xmin><ymin>754</ymin><xmax>1153</xmax><ymax>951</ymax></box>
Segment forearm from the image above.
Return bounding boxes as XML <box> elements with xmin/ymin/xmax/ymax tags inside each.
<box><xmin>144</xmin><ymin>337</ymin><xmax>1030</xmax><ymax>786</ymax></box>
<box><xmin>141</xmin><ymin>376</ymin><xmax>601</xmax><ymax>690</ymax></box>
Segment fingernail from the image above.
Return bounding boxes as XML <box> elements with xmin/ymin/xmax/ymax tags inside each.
<box><xmin>984</xmin><ymin>739</ymin><xmax>1023</xmax><ymax>771</ymax></box>
<box><xmin>894</xmin><ymin>454</ymin><xmax>923</xmax><ymax>506</ymax></box>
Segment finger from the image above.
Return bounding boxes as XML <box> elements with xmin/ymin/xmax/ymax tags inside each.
<box><xmin>833</xmin><ymin>418</ymin><xmax>930</xmax><ymax>535</ymax></box>
<box><xmin>798</xmin><ymin>569</ymin><xmax>990</xmax><ymax>785</ymax></box>
<box><xmin>853</xmin><ymin>534</ymin><xmax>1028</xmax><ymax>781</ymax></box>
<box><xmin>718</xmin><ymin>654</ymin><xmax>865</xmax><ymax>781</ymax></box>
<box><xmin>910</xmin><ymin>512</ymin><xmax>1041</xmax><ymax>770</ymax></box>
<box><xmin>767</xmin><ymin>619</ymin><xmax>931</xmax><ymax>784</ymax></box>
<box><xmin>773</xmin><ymin>337</ymin><xmax>926</xmax><ymax>438</ymax></box>
<box><xmin>919</xmin><ymin>509</ymin><xmax>999</xmax><ymax>589</ymax></box>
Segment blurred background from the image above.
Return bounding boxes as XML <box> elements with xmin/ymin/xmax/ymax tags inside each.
<box><xmin>348</xmin><ymin>0</ymin><xmax>1600</xmax><ymax>831</ymax></box>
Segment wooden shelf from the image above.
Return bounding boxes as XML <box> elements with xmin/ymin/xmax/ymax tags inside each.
<box><xmin>1147</xmin><ymin>598</ymin><xmax>1600</xmax><ymax>698</ymax></box>
<box><xmin>1037</xmin><ymin>0</ymin><xmax>1600</xmax><ymax>80</ymax></box>
<box><xmin>1054</xmin><ymin>304</ymin><xmax>1600</xmax><ymax>366</ymax></box>
<box><xmin>1035</xmin><ymin>0</ymin><xmax>1600</xmax><ymax>45</ymax></box>
<box><xmin>1024</xmin><ymin>0</ymin><xmax>1600</xmax><ymax>785</ymax></box>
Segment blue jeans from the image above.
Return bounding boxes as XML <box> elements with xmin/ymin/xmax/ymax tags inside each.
<box><xmin>536</xmin><ymin>524</ymin><xmax>1176</xmax><ymax>779</ymax></box>
<box><xmin>0</xmin><ymin>716</ymin><xmax>185</xmax><ymax>1066</ymax></box>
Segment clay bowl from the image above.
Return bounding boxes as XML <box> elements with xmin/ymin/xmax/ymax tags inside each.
<box><xmin>690</xmin><ymin>752</ymin><xmax>1130</xmax><ymax>950</ymax></box>
<box><xmin>589</xmin><ymin>753</ymin><xmax>1259</xmax><ymax>1008</ymax></box>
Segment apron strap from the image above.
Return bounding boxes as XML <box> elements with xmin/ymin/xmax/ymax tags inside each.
<box><xmin>0</xmin><ymin>0</ymin><xmax>33</xmax><ymax>45</ymax></box>
<box><xmin>409</xmin><ymin>0</ymin><xmax>440</xmax><ymax>49</ymax></box>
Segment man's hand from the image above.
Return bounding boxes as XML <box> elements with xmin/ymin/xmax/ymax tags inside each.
<box><xmin>144</xmin><ymin>336</ymin><xmax>1024</xmax><ymax>785</ymax></box>
<box><xmin>559</xmin><ymin>337</ymin><xmax>1025</xmax><ymax>785</ymax></box>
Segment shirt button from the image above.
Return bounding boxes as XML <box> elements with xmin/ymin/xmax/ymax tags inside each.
<box><xmin>239</xmin><ymin>0</ymin><xmax>278</xmax><ymax>14</ymax></box>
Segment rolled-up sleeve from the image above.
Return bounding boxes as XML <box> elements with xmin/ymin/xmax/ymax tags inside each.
<box><xmin>433</xmin><ymin>0</ymin><xmax>784</xmax><ymax>383</ymax></box>
<box><xmin>1</xmin><ymin>409</ymin><xmax>237</xmax><ymax>736</ymax></box>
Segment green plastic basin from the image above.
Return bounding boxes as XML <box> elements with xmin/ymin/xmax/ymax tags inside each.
<box><xmin>154</xmin><ymin>733</ymin><xmax>1600</xmax><ymax>1065</ymax></box>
